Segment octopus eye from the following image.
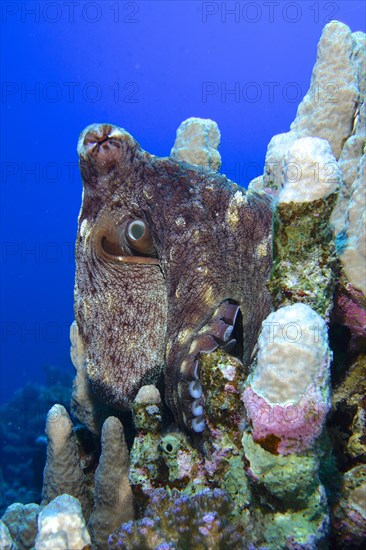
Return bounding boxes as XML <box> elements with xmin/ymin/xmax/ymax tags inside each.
<box><xmin>96</xmin><ymin>217</ymin><xmax>158</xmax><ymax>263</ymax></box>
<box><xmin>126</xmin><ymin>219</ymin><xmax>156</xmax><ymax>256</ymax></box>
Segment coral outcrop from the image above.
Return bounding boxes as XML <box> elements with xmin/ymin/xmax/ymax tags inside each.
<box><xmin>0</xmin><ymin>520</ymin><xmax>13</xmax><ymax>550</ymax></box>
<box><xmin>42</xmin><ymin>405</ymin><xmax>89</xmax><ymax>516</ymax></box>
<box><xmin>253</xmin><ymin>20</ymin><xmax>362</xmax><ymax>196</ymax></box>
<box><xmin>268</xmin><ymin>136</ymin><xmax>340</xmax><ymax>318</ymax></box>
<box><xmin>289</xmin><ymin>21</ymin><xmax>359</xmax><ymax>160</ymax></box>
<box><xmin>332</xmin><ymin>465</ymin><xmax>366</xmax><ymax>546</ymax></box>
<box><xmin>241</xmin><ymin>305</ymin><xmax>332</xmax><ymax>548</ymax></box>
<box><xmin>338</xmin><ymin>154</ymin><xmax>366</xmax><ymax>297</ymax></box>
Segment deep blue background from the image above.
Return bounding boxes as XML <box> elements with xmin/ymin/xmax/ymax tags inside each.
<box><xmin>1</xmin><ymin>1</ymin><xmax>365</xmax><ymax>402</ymax></box>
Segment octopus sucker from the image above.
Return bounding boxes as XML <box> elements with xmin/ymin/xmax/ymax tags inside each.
<box><xmin>75</xmin><ymin>122</ymin><xmax>273</xmax><ymax>435</ymax></box>
<box><xmin>172</xmin><ymin>302</ymin><xmax>250</xmax><ymax>433</ymax></box>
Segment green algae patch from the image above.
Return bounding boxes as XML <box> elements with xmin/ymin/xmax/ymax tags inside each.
<box><xmin>269</xmin><ymin>193</ymin><xmax>339</xmax><ymax>317</ymax></box>
<box><xmin>200</xmin><ymin>349</ymin><xmax>246</xmax><ymax>445</ymax></box>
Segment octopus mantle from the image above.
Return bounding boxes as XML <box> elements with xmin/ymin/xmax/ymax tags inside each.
<box><xmin>75</xmin><ymin>123</ymin><xmax>273</xmax><ymax>433</ymax></box>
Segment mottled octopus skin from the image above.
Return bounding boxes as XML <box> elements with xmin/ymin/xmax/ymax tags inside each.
<box><xmin>75</xmin><ymin>123</ymin><xmax>273</xmax><ymax>433</ymax></box>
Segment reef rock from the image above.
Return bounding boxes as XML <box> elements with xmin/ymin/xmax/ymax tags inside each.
<box><xmin>331</xmin><ymin>101</ymin><xmax>365</xmax><ymax>235</ymax></box>
<box><xmin>108</xmin><ymin>488</ymin><xmax>242</xmax><ymax>549</ymax></box>
<box><xmin>279</xmin><ymin>136</ymin><xmax>340</xmax><ymax>203</ymax></box>
<box><xmin>269</xmin><ymin>137</ymin><xmax>339</xmax><ymax>317</ymax></box>
<box><xmin>131</xmin><ymin>384</ymin><xmax>163</xmax><ymax>434</ymax></box>
<box><xmin>290</xmin><ymin>20</ymin><xmax>359</xmax><ymax>159</ymax></box>
<box><xmin>41</xmin><ymin>404</ymin><xmax>89</xmax><ymax>518</ymax></box>
<box><xmin>4</xmin><ymin>19</ymin><xmax>366</xmax><ymax>550</ymax></box>
<box><xmin>331</xmin><ymin>151</ymin><xmax>366</xmax><ymax>354</ymax></box>
<box><xmin>242</xmin><ymin>433</ymin><xmax>329</xmax><ymax>549</ymax></box>
<box><xmin>41</xmin><ymin>406</ymin><xmax>134</xmax><ymax>548</ymax></box>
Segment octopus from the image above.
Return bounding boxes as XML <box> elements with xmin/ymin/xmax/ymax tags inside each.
<box><xmin>75</xmin><ymin>123</ymin><xmax>273</xmax><ymax>434</ymax></box>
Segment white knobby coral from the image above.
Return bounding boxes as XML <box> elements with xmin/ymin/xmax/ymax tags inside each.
<box><xmin>279</xmin><ymin>136</ymin><xmax>340</xmax><ymax>204</ymax></box>
<box><xmin>35</xmin><ymin>495</ymin><xmax>91</xmax><ymax>550</ymax></box>
<box><xmin>250</xmin><ymin>303</ymin><xmax>330</xmax><ymax>404</ymax></box>
<box><xmin>170</xmin><ymin>117</ymin><xmax>221</xmax><ymax>171</ymax></box>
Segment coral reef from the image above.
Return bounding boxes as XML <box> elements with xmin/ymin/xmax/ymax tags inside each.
<box><xmin>0</xmin><ymin>520</ymin><xmax>13</xmax><ymax>550</ymax></box>
<box><xmin>129</xmin><ymin>386</ymin><xmax>207</xmax><ymax>508</ymax></box>
<box><xmin>326</xmin><ymin>27</ymin><xmax>366</xmax><ymax>355</ymax></box>
<box><xmin>238</xmin><ymin>303</ymin><xmax>332</xmax><ymax>549</ymax></box>
<box><xmin>41</xmin><ymin>404</ymin><xmax>90</xmax><ymax>517</ymax></box>
<box><xmin>268</xmin><ymin>136</ymin><xmax>340</xmax><ymax>317</ymax></box>
<box><xmin>249</xmin><ymin>19</ymin><xmax>365</xmax><ymax>549</ymax></box>
<box><xmin>289</xmin><ymin>21</ymin><xmax>359</xmax><ymax>160</ymax></box>
<box><xmin>2</xmin><ymin>19</ymin><xmax>366</xmax><ymax>550</ymax></box>
<box><xmin>243</xmin><ymin>433</ymin><xmax>330</xmax><ymax>549</ymax></box>
<box><xmin>40</xmin><ymin>406</ymin><xmax>134</xmax><ymax>548</ymax></box>
<box><xmin>240</xmin><ymin>304</ymin><xmax>332</xmax><ymax>548</ymax></box>
<box><xmin>252</xmin><ymin>20</ymin><xmax>362</xmax><ymax>196</ymax></box>
<box><xmin>332</xmin><ymin>465</ymin><xmax>366</xmax><ymax>547</ymax></box>
<box><xmin>338</xmin><ymin>153</ymin><xmax>366</xmax><ymax>296</ymax></box>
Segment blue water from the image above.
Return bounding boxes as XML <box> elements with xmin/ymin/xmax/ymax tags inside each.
<box><xmin>1</xmin><ymin>0</ymin><xmax>365</xmax><ymax>403</ymax></box>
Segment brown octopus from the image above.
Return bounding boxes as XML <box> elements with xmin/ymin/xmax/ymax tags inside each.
<box><xmin>75</xmin><ymin>123</ymin><xmax>273</xmax><ymax>434</ymax></box>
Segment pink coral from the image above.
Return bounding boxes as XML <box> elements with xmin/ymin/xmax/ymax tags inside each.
<box><xmin>243</xmin><ymin>385</ymin><xmax>329</xmax><ymax>455</ymax></box>
<box><xmin>333</xmin><ymin>282</ymin><xmax>366</xmax><ymax>351</ymax></box>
